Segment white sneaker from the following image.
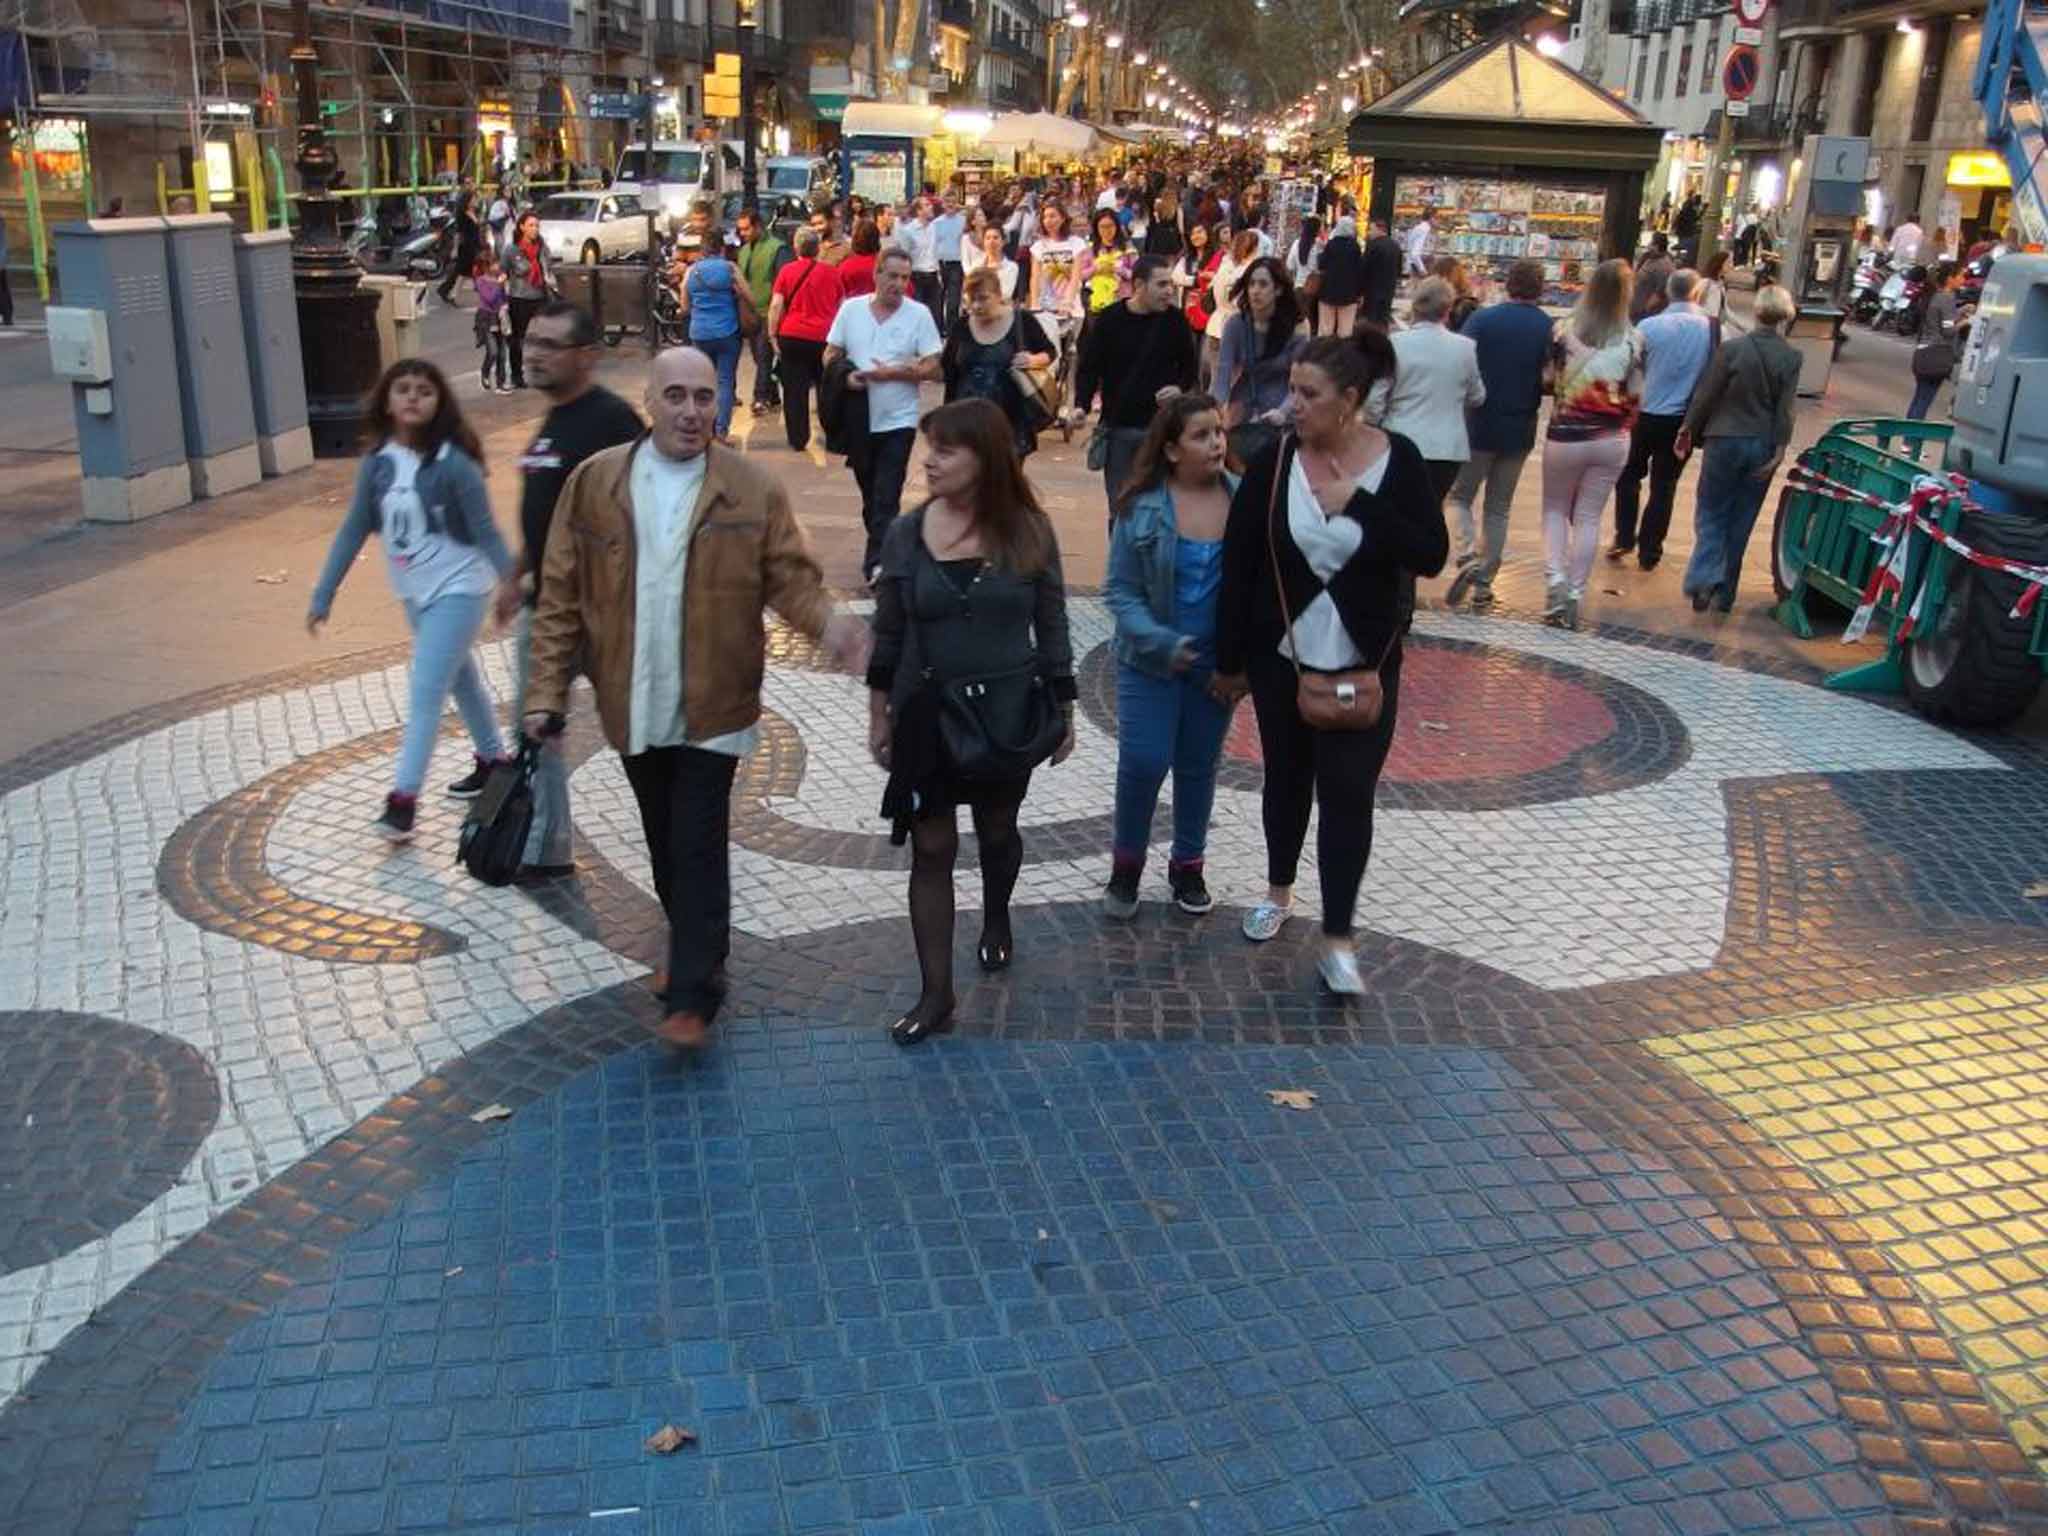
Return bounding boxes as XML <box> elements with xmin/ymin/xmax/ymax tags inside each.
<box><xmin>1317</xmin><ymin>945</ymin><xmax>1365</xmax><ymax>995</ymax></box>
<box><xmin>1242</xmin><ymin>902</ymin><xmax>1290</xmax><ymax>943</ymax></box>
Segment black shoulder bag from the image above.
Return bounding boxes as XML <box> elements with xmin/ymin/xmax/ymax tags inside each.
<box><xmin>456</xmin><ymin>740</ymin><xmax>539</xmax><ymax>886</ymax></box>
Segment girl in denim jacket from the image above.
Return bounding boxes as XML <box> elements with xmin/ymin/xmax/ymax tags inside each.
<box><xmin>307</xmin><ymin>360</ymin><xmax>517</xmax><ymax>842</ymax></box>
<box><xmin>1101</xmin><ymin>393</ymin><xmax>1239</xmax><ymax>919</ymax></box>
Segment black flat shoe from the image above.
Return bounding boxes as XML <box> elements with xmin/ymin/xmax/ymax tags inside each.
<box><xmin>977</xmin><ymin>932</ymin><xmax>1013</xmax><ymax>972</ymax></box>
<box><xmin>1690</xmin><ymin>589</ymin><xmax>1711</xmax><ymax>612</ymax></box>
<box><xmin>891</xmin><ymin>1001</ymin><xmax>956</xmax><ymax>1047</ymax></box>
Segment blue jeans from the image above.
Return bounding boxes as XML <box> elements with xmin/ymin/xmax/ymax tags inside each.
<box><xmin>1683</xmin><ymin>434</ymin><xmax>1775</xmax><ymax>607</ymax></box>
<box><xmin>1906</xmin><ymin>374</ymin><xmax>1941</xmax><ymax>420</ymax></box>
<box><xmin>696</xmin><ymin>330</ymin><xmax>743</xmax><ymax>437</ymax></box>
<box><xmin>511</xmin><ymin>606</ymin><xmax>573</xmax><ymax>867</ymax></box>
<box><xmin>397</xmin><ymin>591</ymin><xmax>503</xmax><ymax>796</ymax></box>
<box><xmin>1112</xmin><ymin>663</ymin><xmax>1233</xmax><ymax>868</ymax></box>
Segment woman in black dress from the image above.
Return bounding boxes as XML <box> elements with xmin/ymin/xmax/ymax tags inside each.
<box><xmin>868</xmin><ymin>398</ymin><xmax>1077</xmax><ymax>1044</ymax></box>
<box><xmin>1214</xmin><ymin>329</ymin><xmax>1448</xmax><ymax>995</ymax></box>
<box><xmin>940</xmin><ymin>265</ymin><xmax>1055</xmax><ymax>456</ymax></box>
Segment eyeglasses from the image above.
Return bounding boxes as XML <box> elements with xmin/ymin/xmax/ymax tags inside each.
<box><xmin>522</xmin><ymin>337</ymin><xmax>586</xmax><ymax>354</ymax></box>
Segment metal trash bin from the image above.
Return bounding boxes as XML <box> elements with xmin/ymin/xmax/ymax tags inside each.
<box><xmin>596</xmin><ymin>265</ymin><xmax>653</xmax><ymax>345</ymax></box>
<box><xmin>1788</xmin><ymin>305</ymin><xmax>1844</xmax><ymax>398</ymax></box>
<box><xmin>554</xmin><ymin>264</ymin><xmax>599</xmax><ymax>328</ymax></box>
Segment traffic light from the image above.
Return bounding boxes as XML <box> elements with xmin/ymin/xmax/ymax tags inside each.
<box><xmin>704</xmin><ymin>52</ymin><xmax>741</xmax><ymax>119</ymax></box>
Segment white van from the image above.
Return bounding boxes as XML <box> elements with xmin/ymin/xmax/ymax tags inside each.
<box><xmin>611</xmin><ymin>141</ymin><xmax>714</xmax><ymax>229</ymax></box>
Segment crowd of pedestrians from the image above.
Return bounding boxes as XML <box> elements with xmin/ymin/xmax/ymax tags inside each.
<box><xmin>301</xmin><ymin>150</ymin><xmax>1851</xmax><ymax>1051</ymax></box>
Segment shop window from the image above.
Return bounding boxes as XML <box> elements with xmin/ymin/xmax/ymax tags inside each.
<box><xmin>1653</xmin><ymin>37</ymin><xmax>1670</xmax><ymax>100</ymax></box>
<box><xmin>1700</xmin><ymin>18</ymin><xmax>1719</xmax><ymax>91</ymax></box>
<box><xmin>1676</xmin><ymin>40</ymin><xmax>1692</xmax><ymax>96</ymax></box>
<box><xmin>7</xmin><ymin>117</ymin><xmax>88</xmax><ymax>193</ymax></box>
<box><xmin>1393</xmin><ymin>172</ymin><xmax>1605</xmax><ymax>306</ymax></box>
<box><xmin>1909</xmin><ymin>17</ymin><xmax>1951</xmax><ymax>141</ymax></box>
<box><xmin>1635</xmin><ymin>42</ymin><xmax>1650</xmax><ymax>103</ymax></box>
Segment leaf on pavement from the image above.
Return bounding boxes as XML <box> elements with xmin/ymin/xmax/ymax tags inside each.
<box><xmin>254</xmin><ymin>569</ymin><xmax>289</xmax><ymax>585</ymax></box>
<box><xmin>1417</xmin><ymin>721</ymin><xmax>1449</xmax><ymax>733</ymax></box>
<box><xmin>2024</xmin><ymin>881</ymin><xmax>2048</xmax><ymax>900</ymax></box>
<box><xmin>1266</xmin><ymin>1089</ymin><xmax>1318</xmax><ymax>1111</ymax></box>
<box><xmin>470</xmin><ymin>1103</ymin><xmax>513</xmax><ymax>1123</ymax></box>
<box><xmin>644</xmin><ymin>1424</ymin><xmax>696</xmax><ymax>1455</ymax></box>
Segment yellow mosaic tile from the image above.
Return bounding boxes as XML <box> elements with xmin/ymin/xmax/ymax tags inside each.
<box><xmin>1648</xmin><ymin>979</ymin><xmax>2048</xmax><ymax>1456</ymax></box>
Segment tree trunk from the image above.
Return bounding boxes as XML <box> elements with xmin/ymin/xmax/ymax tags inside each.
<box><xmin>959</xmin><ymin>0</ymin><xmax>987</xmax><ymax>105</ymax></box>
<box><xmin>889</xmin><ymin>0</ymin><xmax>923</xmax><ymax>96</ymax></box>
<box><xmin>1053</xmin><ymin>32</ymin><xmax>1082</xmax><ymax>114</ymax></box>
<box><xmin>871</xmin><ymin>0</ymin><xmax>889</xmax><ymax>100</ymax></box>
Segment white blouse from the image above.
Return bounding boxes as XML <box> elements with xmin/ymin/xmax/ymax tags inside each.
<box><xmin>1279</xmin><ymin>446</ymin><xmax>1388</xmax><ymax>669</ymax></box>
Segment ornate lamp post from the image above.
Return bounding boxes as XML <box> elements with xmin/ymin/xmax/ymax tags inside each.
<box><xmin>288</xmin><ymin>0</ymin><xmax>380</xmax><ymax>457</ymax></box>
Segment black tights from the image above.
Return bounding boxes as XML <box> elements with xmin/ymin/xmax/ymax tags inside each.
<box><xmin>905</xmin><ymin>780</ymin><xmax>1028</xmax><ymax>1019</ymax></box>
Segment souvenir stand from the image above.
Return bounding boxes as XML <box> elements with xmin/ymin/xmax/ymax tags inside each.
<box><xmin>1347</xmin><ymin>36</ymin><xmax>1662</xmax><ymax>306</ymax></box>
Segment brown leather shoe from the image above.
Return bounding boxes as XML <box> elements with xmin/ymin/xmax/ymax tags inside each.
<box><xmin>656</xmin><ymin>1010</ymin><xmax>708</xmax><ymax>1049</ymax></box>
<box><xmin>644</xmin><ymin>970</ymin><xmax>668</xmax><ymax>995</ymax></box>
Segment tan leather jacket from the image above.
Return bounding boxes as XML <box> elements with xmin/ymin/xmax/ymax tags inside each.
<box><xmin>524</xmin><ymin>437</ymin><xmax>834</xmax><ymax>750</ymax></box>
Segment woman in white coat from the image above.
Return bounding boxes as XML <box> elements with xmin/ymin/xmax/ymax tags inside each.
<box><xmin>1372</xmin><ymin>277</ymin><xmax>1485</xmax><ymax>503</ymax></box>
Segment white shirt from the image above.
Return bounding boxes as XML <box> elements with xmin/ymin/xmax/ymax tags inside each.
<box><xmin>906</xmin><ymin>216</ymin><xmax>939</xmax><ymax>272</ymax></box>
<box><xmin>1892</xmin><ymin>221</ymin><xmax>1925</xmax><ymax>264</ymax></box>
<box><xmin>1280</xmin><ymin>448</ymin><xmax>1388</xmax><ymax>669</ymax></box>
<box><xmin>961</xmin><ymin>252</ymin><xmax>1020</xmax><ymax>298</ymax></box>
<box><xmin>1095</xmin><ymin>187</ymin><xmax>1120</xmax><ymax>211</ymax></box>
<box><xmin>376</xmin><ymin>443</ymin><xmax>496</xmax><ymax>607</ymax></box>
<box><xmin>1403</xmin><ymin>219</ymin><xmax>1434</xmax><ymax>275</ymax></box>
<box><xmin>626</xmin><ymin>444</ymin><xmax>757</xmax><ymax>759</ymax></box>
<box><xmin>826</xmin><ymin>295</ymin><xmax>943</xmax><ymax>434</ymax></box>
<box><xmin>1207</xmin><ymin>254</ymin><xmax>1247</xmax><ymax>340</ymax></box>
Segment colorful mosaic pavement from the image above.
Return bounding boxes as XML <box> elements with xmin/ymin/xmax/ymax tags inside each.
<box><xmin>3</xmin><ymin>598</ymin><xmax>2048</xmax><ymax>1535</ymax></box>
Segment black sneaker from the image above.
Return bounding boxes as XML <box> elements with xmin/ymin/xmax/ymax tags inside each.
<box><xmin>375</xmin><ymin>793</ymin><xmax>417</xmax><ymax>843</ymax></box>
<box><xmin>446</xmin><ymin>756</ymin><xmax>497</xmax><ymax>799</ymax></box>
<box><xmin>1102</xmin><ymin>867</ymin><xmax>1141</xmax><ymax>921</ymax></box>
<box><xmin>1169</xmin><ymin>867</ymin><xmax>1214</xmax><ymax>915</ymax></box>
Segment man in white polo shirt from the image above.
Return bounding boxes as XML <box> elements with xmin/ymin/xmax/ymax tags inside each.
<box><xmin>825</xmin><ymin>246</ymin><xmax>943</xmax><ymax>584</ymax></box>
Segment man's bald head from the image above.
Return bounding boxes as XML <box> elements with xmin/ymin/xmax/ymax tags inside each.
<box><xmin>646</xmin><ymin>346</ymin><xmax>718</xmax><ymax>459</ymax></box>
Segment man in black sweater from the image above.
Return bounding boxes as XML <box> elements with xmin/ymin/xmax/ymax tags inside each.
<box><xmin>1075</xmin><ymin>255</ymin><xmax>1200</xmax><ymax>515</ymax></box>
<box><xmin>1360</xmin><ymin>217</ymin><xmax>1404</xmax><ymax>329</ymax></box>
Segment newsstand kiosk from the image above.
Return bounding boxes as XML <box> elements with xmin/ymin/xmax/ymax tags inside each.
<box><xmin>1348</xmin><ymin>36</ymin><xmax>1664</xmax><ymax>307</ymax></box>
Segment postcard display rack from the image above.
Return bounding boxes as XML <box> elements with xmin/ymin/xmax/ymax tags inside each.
<box><xmin>1393</xmin><ymin>173</ymin><xmax>1605</xmax><ymax>305</ymax></box>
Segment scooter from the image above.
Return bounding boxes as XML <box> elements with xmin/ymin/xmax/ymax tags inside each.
<box><xmin>1849</xmin><ymin>252</ymin><xmax>1891</xmax><ymax>325</ymax></box>
<box><xmin>1875</xmin><ymin>263</ymin><xmax>1929</xmax><ymax>334</ymax></box>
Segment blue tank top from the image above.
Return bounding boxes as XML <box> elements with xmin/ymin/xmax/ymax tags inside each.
<box><xmin>1175</xmin><ymin>535</ymin><xmax>1224</xmax><ymax>669</ymax></box>
<box><xmin>686</xmin><ymin>258</ymin><xmax>741</xmax><ymax>341</ymax></box>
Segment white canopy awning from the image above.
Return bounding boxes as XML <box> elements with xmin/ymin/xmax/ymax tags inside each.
<box><xmin>979</xmin><ymin>111</ymin><xmax>1098</xmax><ymax>157</ymax></box>
<box><xmin>840</xmin><ymin>102</ymin><xmax>948</xmax><ymax>139</ymax></box>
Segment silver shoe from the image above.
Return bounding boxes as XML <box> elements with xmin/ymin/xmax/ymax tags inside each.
<box><xmin>1542</xmin><ymin>581</ymin><xmax>1569</xmax><ymax>627</ymax></box>
<box><xmin>1242</xmin><ymin>902</ymin><xmax>1290</xmax><ymax>943</ymax></box>
<box><xmin>1317</xmin><ymin>946</ymin><xmax>1365</xmax><ymax>995</ymax></box>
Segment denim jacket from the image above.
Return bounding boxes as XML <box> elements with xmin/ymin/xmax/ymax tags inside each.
<box><xmin>1105</xmin><ymin>473</ymin><xmax>1239</xmax><ymax>678</ymax></box>
<box><xmin>309</xmin><ymin>441</ymin><xmax>512</xmax><ymax>618</ymax></box>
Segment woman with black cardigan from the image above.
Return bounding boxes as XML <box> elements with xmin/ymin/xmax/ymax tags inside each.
<box><xmin>1214</xmin><ymin>329</ymin><xmax>1449</xmax><ymax>995</ymax></box>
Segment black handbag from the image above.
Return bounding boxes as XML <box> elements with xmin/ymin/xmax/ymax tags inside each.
<box><xmin>933</xmin><ymin>659</ymin><xmax>1065</xmax><ymax>781</ymax></box>
<box><xmin>455</xmin><ymin>741</ymin><xmax>538</xmax><ymax>886</ymax></box>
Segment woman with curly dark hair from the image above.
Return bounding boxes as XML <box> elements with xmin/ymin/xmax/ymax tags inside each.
<box><xmin>307</xmin><ymin>359</ymin><xmax>517</xmax><ymax>842</ymax></box>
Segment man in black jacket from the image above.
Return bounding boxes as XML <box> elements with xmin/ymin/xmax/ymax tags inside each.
<box><xmin>1360</xmin><ymin>218</ymin><xmax>1403</xmax><ymax>328</ymax></box>
<box><xmin>1075</xmin><ymin>255</ymin><xmax>1199</xmax><ymax>515</ymax></box>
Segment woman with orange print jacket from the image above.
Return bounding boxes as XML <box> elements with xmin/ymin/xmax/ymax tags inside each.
<box><xmin>1539</xmin><ymin>259</ymin><xmax>1644</xmax><ymax>630</ymax></box>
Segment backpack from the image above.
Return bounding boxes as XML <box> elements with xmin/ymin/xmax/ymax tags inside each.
<box><xmin>455</xmin><ymin>742</ymin><xmax>537</xmax><ymax>886</ymax></box>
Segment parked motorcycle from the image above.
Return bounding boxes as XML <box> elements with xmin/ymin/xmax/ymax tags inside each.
<box><xmin>1875</xmin><ymin>263</ymin><xmax>1930</xmax><ymax>334</ymax></box>
<box><xmin>1849</xmin><ymin>252</ymin><xmax>1891</xmax><ymax>326</ymax></box>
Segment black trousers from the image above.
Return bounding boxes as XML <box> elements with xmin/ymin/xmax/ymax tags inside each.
<box><xmin>438</xmin><ymin>237</ymin><xmax>479</xmax><ymax>300</ymax></box>
<box><xmin>776</xmin><ymin>336</ymin><xmax>825</xmax><ymax>449</ymax></box>
<box><xmin>1246</xmin><ymin>646</ymin><xmax>1401</xmax><ymax>938</ymax></box>
<box><xmin>621</xmin><ymin>744</ymin><xmax>740</xmax><ymax>1021</ymax></box>
<box><xmin>1424</xmin><ymin>458</ymin><xmax>1461</xmax><ymax>506</ymax></box>
<box><xmin>853</xmin><ymin>426</ymin><xmax>916</xmax><ymax>577</ymax></box>
<box><xmin>912</xmin><ymin>270</ymin><xmax>941</xmax><ymax>321</ymax></box>
<box><xmin>939</xmin><ymin>260</ymin><xmax>964</xmax><ymax>334</ymax></box>
<box><xmin>507</xmin><ymin>295</ymin><xmax>543</xmax><ymax>386</ymax></box>
<box><xmin>748</xmin><ymin>326</ymin><xmax>779</xmax><ymax>408</ymax></box>
<box><xmin>1612</xmin><ymin>411</ymin><xmax>1685</xmax><ymax>563</ymax></box>
<box><xmin>0</xmin><ymin>265</ymin><xmax>12</xmax><ymax>326</ymax></box>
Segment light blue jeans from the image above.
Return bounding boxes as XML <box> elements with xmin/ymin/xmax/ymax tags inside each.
<box><xmin>1683</xmin><ymin>434</ymin><xmax>1775</xmax><ymax>606</ymax></box>
<box><xmin>696</xmin><ymin>330</ymin><xmax>743</xmax><ymax>437</ymax></box>
<box><xmin>511</xmin><ymin>606</ymin><xmax>573</xmax><ymax>867</ymax></box>
<box><xmin>1112</xmin><ymin>663</ymin><xmax>1234</xmax><ymax>870</ymax></box>
<box><xmin>396</xmin><ymin>591</ymin><xmax>503</xmax><ymax>797</ymax></box>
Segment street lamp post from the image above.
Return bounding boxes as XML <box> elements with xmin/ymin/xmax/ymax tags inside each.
<box><xmin>287</xmin><ymin>0</ymin><xmax>379</xmax><ymax>457</ymax></box>
<box><xmin>739</xmin><ymin>0</ymin><xmax>758</xmax><ymax>212</ymax></box>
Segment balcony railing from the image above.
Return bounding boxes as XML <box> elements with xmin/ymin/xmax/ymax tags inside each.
<box><xmin>595</xmin><ymin>0</ymin><xmax>644</xmax><ymax>51</ymax></box>
<box><xmin>1730</xmin><ymin>97</ymin><xmax>1829</xmax><ymax>142</ymax></box>
<box><xmin>653</xmin><ymin>18</ymin><xmax>705</xmax><ymax>57</ymax></box>
<box><xmin>989</xmin><ymin>28</ymin><xmax>1038</xmax><ymax>61</ymax></box>
<box><xmin>937</xmin><ymin>0</ymin><xmax>974</xmax><ymax>28</ymax></box>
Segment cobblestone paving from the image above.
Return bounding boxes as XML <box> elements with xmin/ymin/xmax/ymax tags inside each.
<box><xmin>3</xmin><ymin>598</ymin><xmax>2048</xmax><ymax>1534</ymax></box>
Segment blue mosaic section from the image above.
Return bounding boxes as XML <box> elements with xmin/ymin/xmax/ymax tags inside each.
<box><xmin>137</xmin><ymin>1023</ymin><xmax>1887</xmax><ymax>1535</ymax></box>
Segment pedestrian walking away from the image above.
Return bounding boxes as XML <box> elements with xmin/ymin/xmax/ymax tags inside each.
<box><xmin>678</xmin><ymin>223</ymin><xmax>757</xmax><ymax>444</ymax></box>
<box><xmin>1541</xmin><ymin>259</ymin><xmax>1644</xmax><ymax>629</ymax></box>
<box><xmin>1612</xmin><ymin>267</ymin><xmax>1715</xmax><ymax>570</ymax></box>
<box><xmin>307</xmin><ymin>360</ymin><xmax>517</xmax><ymax>844</ymax></box>
<box><xmin>1314</xmin><ymin>216</ymin><xmax>1366</xmax><ymax>338</ymax></box>
<box><xmin>1103</xmin><ymin>394</ymin><xmax>1240</xmax><ymax>920</ymax></box>
<box><xmin>437</xmin><ymin>179</ymin><xmax>481</xmax><ymax>305</ymax></box>
<box><xmin>523</xmin><ymin>346</ymin><xmax>871</xmax><ymax>1050</ymax></box>
<box><xmin>825</xmin><ymin>247</ymin><xmax>945</xmax><ymax>583</ymax></box>
<box><xmin>768</xmin><ymin>230</ymin><xmax>844</xmax><ymax>452</ymax></box>
<box><xmin>472</xmin><ymin>254</ymin><xmax>510</xmax><ymax>393</ymax></box>
<box><xmin>1906</xmin><ymin>261</ymin><xmax>1971</xmax><ymax>420</ymax></box>
<box><xmin>1359</xmin><ymin>216</ymin><xmax>1404</xmax><ymax>330</ymax></box>
<box><xmin>493</xmin><ymin>301</ymin><xmax>644</xmax><ymax>878</ymax></box>
<box><xmin>1075</xmin><ymin>255</ymin><xmax>1201</xmax><ymax>520</ymax></box>
<box><xmin>1444</xmin><ymin>259</ymin><xmax>1553</xmax><ymax>611</ymax></box>
<box><xmin>1213</xmin><ymin>256</ymin><xmax>1308</xmax><ymax>471</ymax></box>
<box><xmin>940</xmin><ymin>266</ymin><xmax>1055</xmax><ymax>457</ymax></box>
<box><xmin>734</xmin><ymin>208</ymin><xmax>790</xmax><ymax>416</ymax></box>
<box><xmin>1679</xmin><ymin>284</ymin><xmax>1803</xmax><ymax>613</ymax></box>
<box><xmin>867</xmin><ymin>399</ymin><xmax>1077</xmax><ymax>1046</ymax></box>
<box><xmin>1214</xmin><ymin>330</ymin><xmax>1449</xmax><ymax>996</ymax></box>
<box><xmin>500</xmin><ymin>211</ymin><xmax>555</xmax><ymax>390</ymax></box>
<box><xmin>931</xmin><ymin>194</ymin><xmax>968</xmax><ymax>335</ymax></box>
<box><xmin>1375</xmin><ymin>276</ymin><xmax>1486</xmax><ymax>504</ymax></box>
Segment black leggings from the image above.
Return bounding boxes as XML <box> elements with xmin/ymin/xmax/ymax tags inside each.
<box><xmin>507</xmin><ymin>295</ymin><xmax>544</xmax><ymax>384</ymax></box>
<box><xmin>905</xmin><ymin>777</ymin><xmax>1030</xmax><ymax>1013</ymax></box>
<box><xmin>1246</xmin><ymin>647</ymin><xmax>1401</xmax><ymax>937</ymax></box>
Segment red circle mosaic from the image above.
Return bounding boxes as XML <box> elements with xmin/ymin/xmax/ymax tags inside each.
<box><xmin>1223</xmin><ymin>644</ymin><xmax>1620</xmax><ymax>784</ymax></box>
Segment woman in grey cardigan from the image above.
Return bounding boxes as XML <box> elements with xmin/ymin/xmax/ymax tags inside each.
<box><xmin>1677</xmin><ymin>283</ymin><xmax>1805</xmax><ymax>613</ymax></box>
<box><xmin>500</xmin><ymin>209</ymin><xmax>555</xmax><ymax>389</ymax></box>
<box><xmin>307</xmin><ymin>360</ymin><xmax>517</xmax><ymax>842</ymax></box>
<box><xmin>867</xmin><ymin>399</ymin><xmax>1076</xmax><ymax>1045</ymax></box>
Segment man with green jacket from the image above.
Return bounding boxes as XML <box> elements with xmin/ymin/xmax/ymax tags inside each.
<box><xmin>734</xmin><ymin>207</ymin><xmax>790</xmax><ymax>417</ymax></box>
